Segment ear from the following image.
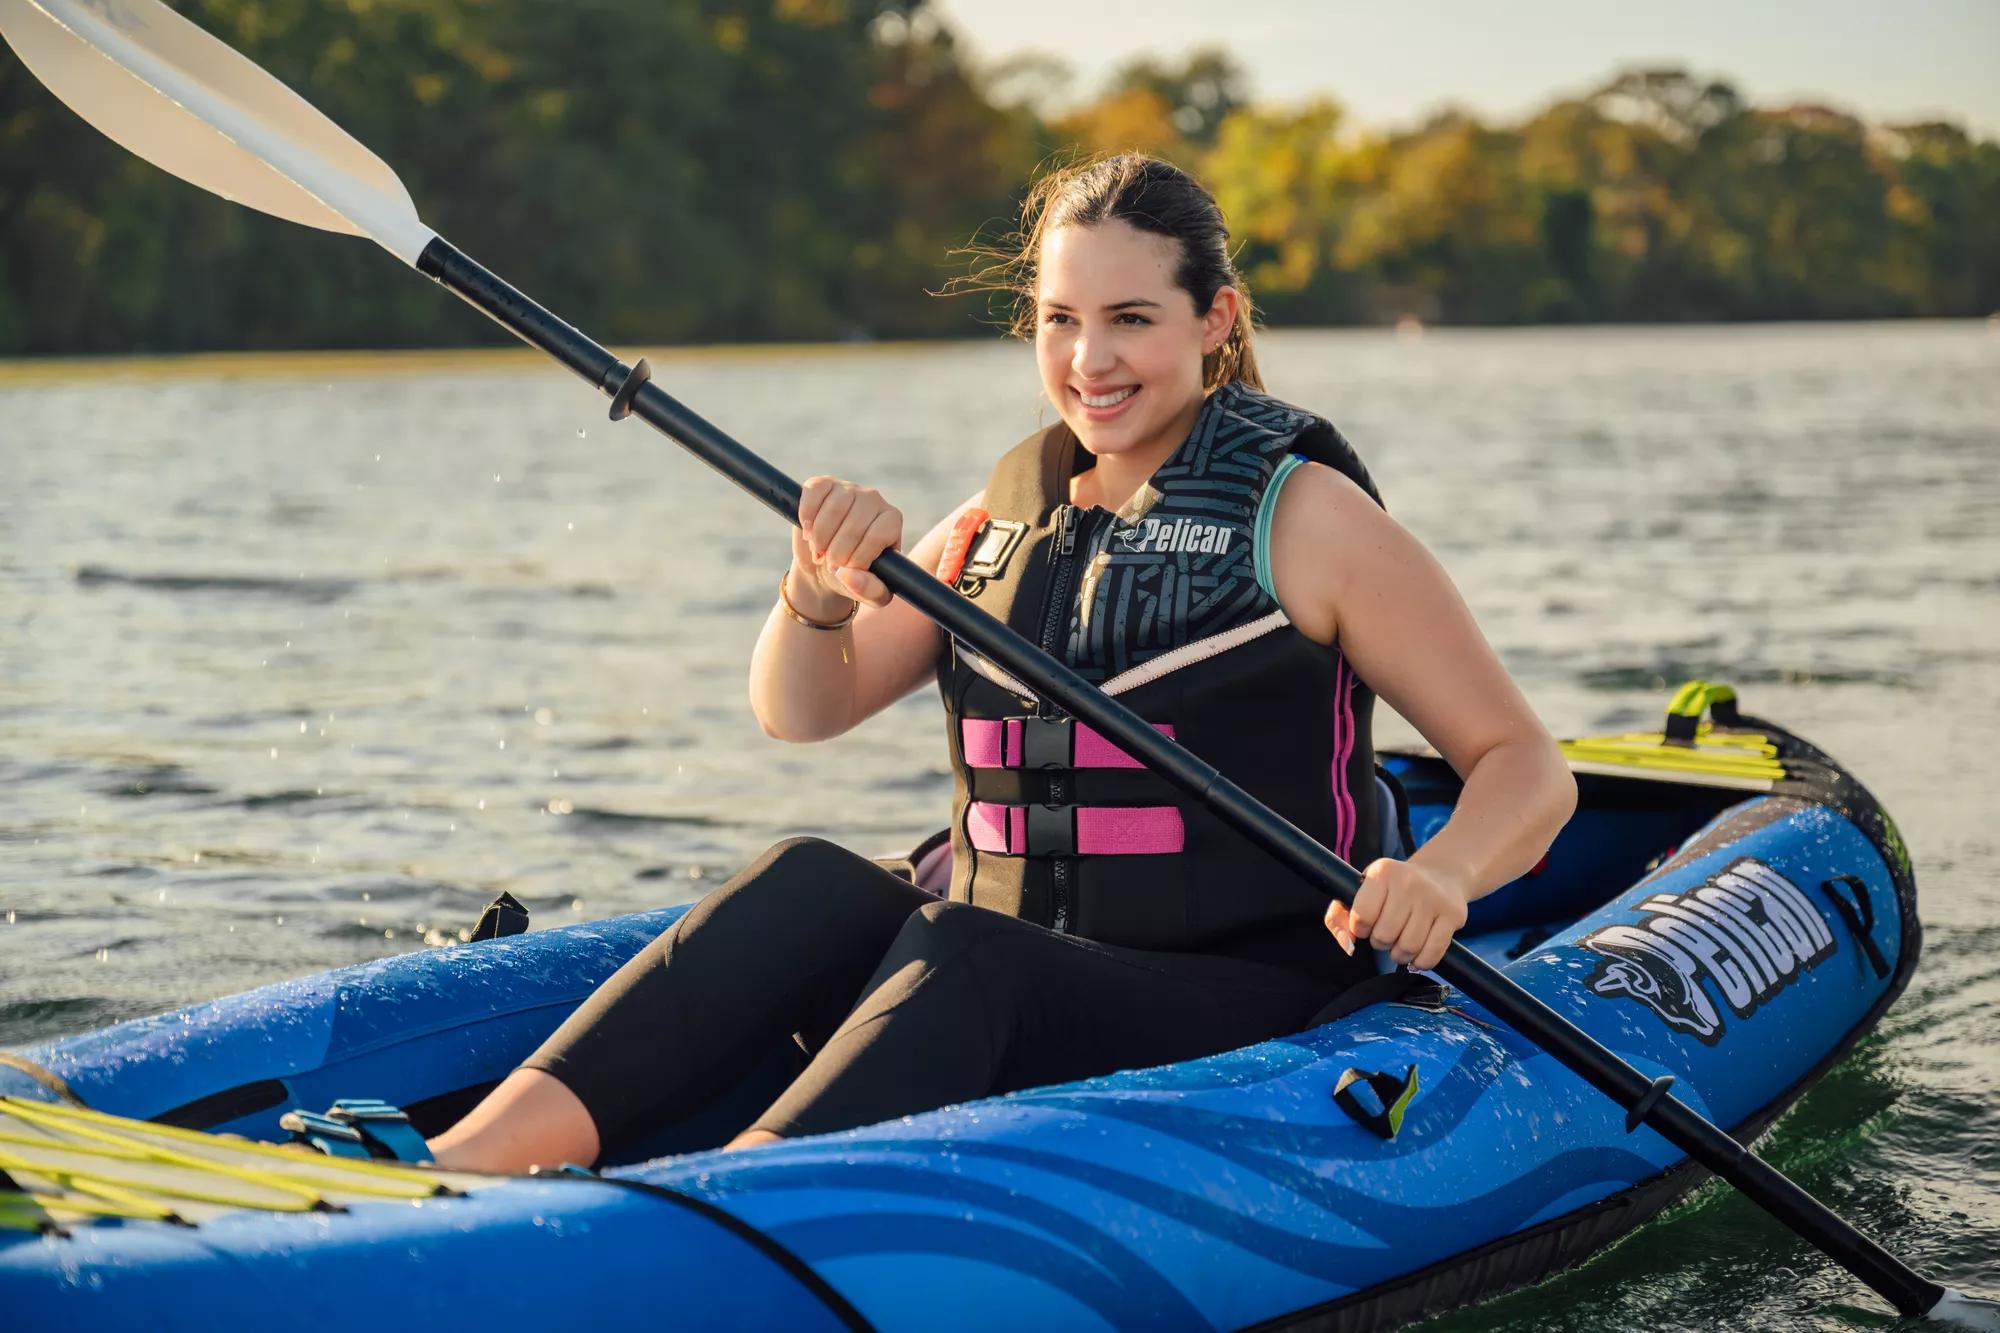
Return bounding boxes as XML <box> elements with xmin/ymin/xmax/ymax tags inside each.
<box><xmin>1202</xmin><ymin>285</ymin><xmax>1240</xmax><ymax>352</ymax></box>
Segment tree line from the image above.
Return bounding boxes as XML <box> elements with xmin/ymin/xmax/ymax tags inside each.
<box><xmin>2</xmin><ymin>0</ymin><xmax>1993</xmax><ymax>354</ymax></box>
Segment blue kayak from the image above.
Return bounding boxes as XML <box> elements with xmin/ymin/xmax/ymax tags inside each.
<box><xmin>0</xmin><ymin>686</ymin><xmax>1919</xmax><ymax>1330</ymax></box>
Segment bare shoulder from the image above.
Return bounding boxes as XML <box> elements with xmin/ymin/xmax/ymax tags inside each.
<box><xmin>1266</xmin><ymin>460</ymin><xmax>1402</xmax><ymax>643</ymax></box>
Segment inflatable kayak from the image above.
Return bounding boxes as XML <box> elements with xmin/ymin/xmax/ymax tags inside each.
<box><xmin>0</xmin><ymin>683</ymin><xmax>1919</xmax><ymax>1331</ymax></box>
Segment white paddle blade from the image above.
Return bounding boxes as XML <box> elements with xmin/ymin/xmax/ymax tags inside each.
<box><xmin>0</xmin><ymin>0</ymin><xmax>434</xmax><ymax>264</ymax></box>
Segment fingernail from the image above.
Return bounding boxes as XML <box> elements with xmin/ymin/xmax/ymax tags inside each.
<box><xmin>1336</xmin><ymin>929</ymin><xmax>1355</xmax><ymax>955</ymax></box>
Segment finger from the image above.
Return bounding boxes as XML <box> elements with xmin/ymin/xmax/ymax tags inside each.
<box><xmin>797</xmin><ymin>476</ymin><xmax>834</xmax><ymax>529</ymax></box>
<box><xmin>809</xmin><ymin>486</ymin><xmax>859</xmax><ymax>559</ymax></box>
<box><xmin>1414</xmin><ymin>917</ymin><xmax>1457</xmax><ymax>972</ymax></box>
<box><xmin>1347</xmin><ymin>875</ymin><xmax>1387</xmax><ymax>941</ymax></box>
<box><xmin>1371</xmin><ymin>874</ymin><xmax>1416</xmax><ymax>955</ymax></box>
<box><xmin>1387</xmin><ymin>908</ymin><xmax>1427</xmax><ymax>965</ymax></box>
<box><xmin>836</xmin><ymin>567</ymin><xmax>892</xmax><ymax>607</ymax></box>
<box><xmin>1322</xmin><ymin>901</ymin><xmax>1355</xmax><ymax>955</ymax></box>
<box><xmin>854</xmin><ymin>507</ymin><xmax>903</xmax><ymax>568</ymax></box>
<box><xmin>823</xmin><ymin>490</ymin><xmax>882</xmax><ymax>568</ymax></box>
<box><xmin>844</xmin><ymin>564</ymin><xmax>892</xmax><ymax>600</ymax></box>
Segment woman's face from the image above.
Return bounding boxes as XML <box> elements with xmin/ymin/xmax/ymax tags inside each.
<box><xmin>1035</xmin><ymin>219</ymin><xmax>1237</xmax><ymax>465</ymax></box>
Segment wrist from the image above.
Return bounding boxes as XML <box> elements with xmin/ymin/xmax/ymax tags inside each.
<box><xmin>1410</xmin><ymin>847</ymin><xmax>1477</xmax><ymax>904</ymax></box>
<box><xmin>780</xmin><ymin>568</ymin><xmax>857</xmax><ymax>627</ymax></box>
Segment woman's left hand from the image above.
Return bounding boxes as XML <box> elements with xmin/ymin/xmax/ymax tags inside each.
<box><xmin>1325</xmin><ymin>858</ymin><xmax>1471</xmax><ymax>972</ymax></box>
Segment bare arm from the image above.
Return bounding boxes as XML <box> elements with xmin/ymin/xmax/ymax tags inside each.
<box><xmin>1269</xmin><ymin>463</ymin><xmax>1578</xmax><ymax>969</ymax></box>
<box><xmin>748</xmin><ymin>487</ymin><xmax>987</xmax><ymax>743</ymax></box>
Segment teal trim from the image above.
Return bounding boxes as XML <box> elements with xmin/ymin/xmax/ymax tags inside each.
<box><xmin>1253</xmin><ymin>453</ymin><xmax>1307</xmax><ymax>602</ymax></box>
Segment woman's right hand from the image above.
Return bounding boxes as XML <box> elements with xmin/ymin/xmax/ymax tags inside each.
<box><xmin>789</xmin><ymin>476</ymin><xmax>903</xmax><ymax>616</ymax></box>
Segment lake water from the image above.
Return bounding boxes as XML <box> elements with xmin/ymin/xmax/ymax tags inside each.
<box><xmin>3</xmin><ymin>322</ymin><xmax>1996</xmax><ymax>1327</ymax></box>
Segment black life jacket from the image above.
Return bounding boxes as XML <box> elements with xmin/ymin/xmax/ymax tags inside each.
<box><xmin>934</xmin><ymin>382</ymin><xmax>1386</xmax><ymax>975</ymax></box>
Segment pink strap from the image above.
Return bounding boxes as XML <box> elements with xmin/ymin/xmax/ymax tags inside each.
<box><xmin>960</xmin><ymin>719</ymin><xmax>1175</xmax><ymax>769</ymax></box>
<box><xmin>965</xmin><ymin>802</ymin><xmax>1184</xmax><ymax>856</ymax></box>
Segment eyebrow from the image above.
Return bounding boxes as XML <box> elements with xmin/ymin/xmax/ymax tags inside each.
<box><xmin>1040</xmin><ymin>298</ymin><xmax>1166</xmax><ymax>312</ymax></box>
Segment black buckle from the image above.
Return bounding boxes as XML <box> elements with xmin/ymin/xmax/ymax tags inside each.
<box><xmin>1025</xmin><ymin>803</ymin><xmax>1076</xmax><ymax>857</ymax></box>
<box><xmin>1019</xmin><ymin>717</ymin><xmax>1073</xmax><ymax>769</ymax></box>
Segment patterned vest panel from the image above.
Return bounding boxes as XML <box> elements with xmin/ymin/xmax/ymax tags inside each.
<box><xmin>935</xmin><ymin>383</ymin><xmax>1386</xmax><ymax>974</ymax></box>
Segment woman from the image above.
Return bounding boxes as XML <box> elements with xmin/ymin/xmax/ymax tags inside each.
<box><xmin>423</xmin><ymin>155</ymin><xmax>1576</xmax><ymax>1172</ymax></box>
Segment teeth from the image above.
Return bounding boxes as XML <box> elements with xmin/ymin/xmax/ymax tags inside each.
<box><xmin>1081</xmin><ymin>387</ymin><xmax>1136</xmax><ymax>408</ymax></box>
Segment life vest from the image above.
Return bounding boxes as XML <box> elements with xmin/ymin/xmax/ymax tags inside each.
<box><xmin>934</xmin><ymin>381</ymin><xmax>1388</xmax><ymax>973</ymax></box>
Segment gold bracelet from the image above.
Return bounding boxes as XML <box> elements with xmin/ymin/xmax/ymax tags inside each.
<box><xmin>779</xmin><ymin>570</ymin><xmax>858</xmax><ymax>630</ymax></box>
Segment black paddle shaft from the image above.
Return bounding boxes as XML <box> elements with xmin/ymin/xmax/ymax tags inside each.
<box><xmin>414</xmin><ymin>236</ymin><xmax>1944</xmax><ymax>1318</ymax></box>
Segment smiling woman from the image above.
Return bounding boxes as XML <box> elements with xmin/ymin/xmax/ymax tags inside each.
<box><xmin>418</xmin><ymin>153</ymin><xmax>1578</xmax><ymax>1174</ymax></box>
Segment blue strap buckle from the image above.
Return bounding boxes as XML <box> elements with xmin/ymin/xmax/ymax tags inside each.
<box><xmin>278</xmin><ymin>1108</ymin><xmax>372</xmax><ymax>1160</ymax></box>
<box><xmin>281</xmin><ymin>1099</ymin><xmax>433</xmax><ymax>1164</ymax></box>
<box><xmin>327</xmin><ymin>1098</ymin><xmax>433</xmax><ymax>1164</ymax></box>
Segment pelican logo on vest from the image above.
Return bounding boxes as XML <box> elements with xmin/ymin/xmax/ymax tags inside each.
<box><xmin>1111</xmin><ymin>516</ymin><xmax>1235</xmax><ymax>555</ymax></box>
<box><xmin>1581</xmin><ymin>856</ymin><xmax>1838</xmax><ymax>1046</ymax></box>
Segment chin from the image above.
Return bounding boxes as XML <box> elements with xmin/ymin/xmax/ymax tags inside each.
<box><xmin>1068</xmin><ymin>418</ymin><xmax>1148</xmax><ymax>458</ymax></box>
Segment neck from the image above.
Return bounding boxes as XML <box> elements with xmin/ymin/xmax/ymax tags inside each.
<box><xmin>1074</xmin><ymin>388</ymin><xmax>1211</xmax><ymax>512</ymax></box>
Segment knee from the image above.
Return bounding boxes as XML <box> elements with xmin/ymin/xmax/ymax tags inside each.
<box><xmin>891</xmin><ymin>900</ymin><xmax>1016</xmax><ymax>966</ymax></box>
<box><xmin>695</xmin><ymin>837</ymin><xmax>909</xmax><ymax>931</ymax></box>
<box><xmin>713</xmin><ymin>838</ymin><xmax>855</xmax><ymax>907</ymax></box>
<box><xmin>754</xmin><ymin>836</ymin><xmax>852</xmax><ymax>880</ymax></box>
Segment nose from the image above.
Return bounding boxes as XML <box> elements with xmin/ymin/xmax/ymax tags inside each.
<box><xmin>1072</xmin><ymin>332</ymin><xmax>1117</xmax><ymax>380</ymax></box>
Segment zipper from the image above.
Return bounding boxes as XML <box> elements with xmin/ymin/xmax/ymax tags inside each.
<box><xmin>1038</xmin><ymin>504</ymin><xmax>1082</xmax><ymax>683</ymax></box>
<box><xmin>1039</xmin><ymin>503</ymin><xmax>1082</xmax><ymax>931</ymax></box>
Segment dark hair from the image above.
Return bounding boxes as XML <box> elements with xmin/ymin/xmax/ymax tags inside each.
<box><xmin>955</xmin><ymin>154</ymin><xmax>1263</xmax><ymax>392</ymax></box>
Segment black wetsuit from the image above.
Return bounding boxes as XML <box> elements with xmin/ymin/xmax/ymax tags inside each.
<box><xmin>524</xmin><ymin>837</ymin><xmax>1347</xmax><ymax>1151</ymax></box>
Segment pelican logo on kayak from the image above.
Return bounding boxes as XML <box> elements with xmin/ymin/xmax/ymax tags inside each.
<box><xmin>1111</xmin><ymin>516</ymin><xmax>1234</xmax><ymax>556</ymax></box>
<box><xmin>1581</xmin><ymin>857</ymin><xmax>1837</xmax><ymax>1046</ymax></box>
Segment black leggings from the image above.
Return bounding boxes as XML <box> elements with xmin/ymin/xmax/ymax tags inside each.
<box><xmin>523</xmin><ymin>837</ymin><xmax>1346</xmax><ymax>1154</ymax></box>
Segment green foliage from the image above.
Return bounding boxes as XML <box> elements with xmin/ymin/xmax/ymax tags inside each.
<box><xmin>1</xmin><ymin>7</ymin><xmax>1993</xmax><ymax>354</ymax></box>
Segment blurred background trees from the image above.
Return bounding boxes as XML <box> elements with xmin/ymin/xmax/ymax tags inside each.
<box><xmin>1</xmin><ymin>0</ymin><xmax>1993</xmax><ymax>353</ymax></box>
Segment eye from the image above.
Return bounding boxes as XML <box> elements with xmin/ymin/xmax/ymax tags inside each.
<box><xmin>1042</xmin><ymin>310</ymin><xmax>1072</xmax><ymax>325</ymax></box>
<box><xmin>1113</xmin><ymin>312</ymin><xmax>1151</xmax><ymax>326</ymax></box>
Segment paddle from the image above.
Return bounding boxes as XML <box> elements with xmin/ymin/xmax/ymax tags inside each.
<box><xmin>3</xmin><ymin>0</ymin><xmax>1990</xmax><ymax>1324</ymax></box>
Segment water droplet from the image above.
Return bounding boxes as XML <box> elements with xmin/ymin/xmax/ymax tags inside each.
<box><xmin>299</xmin><ymin>721</ymin><xmax>307</xmax><ymax>734</ymax></box>
<box><xmin>4</xmin><ymin>910</ymin><xmax>14</xmax><ymax>925</ymax></box>
<box><xmin>534</xmin><ymin>708</ymin><xmax>553</xmax><ymax>726</ymax></box>
<box><xmin>498</xmin><ymin>740</ymin><xmax>506</xmax><ymax>750</ymax></box>
<box><xmin>269</xmin><ymin>747</ymin><xmax>278</xmax><ymax>759</ymax></box>
<box><xmin>576</xmin><ymin>428</ymin><xmax>586</xmax><ymax>439</ymax></box>
<box><xmin>384</xmin><ymin>928</ymin><xmax>396</xmax><ymax>939</ymax></box>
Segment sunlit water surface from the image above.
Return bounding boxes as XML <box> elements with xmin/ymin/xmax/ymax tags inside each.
<box><xmin>3</xmin><ymin>323</ymin><xmax>1995</xmax><ymax>1328</ymax></box>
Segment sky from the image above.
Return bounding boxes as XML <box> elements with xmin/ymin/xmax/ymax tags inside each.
<box><xmin>930</xmin><ymin>0</ymin><xmax>2000</xmax><ymax>139</ymax></box>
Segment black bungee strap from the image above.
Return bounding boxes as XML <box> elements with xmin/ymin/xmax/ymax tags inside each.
<box><xmin>1820</xmin><ymin>875</ymin><xmax>1891</xmax><ymax>979</ymax></box>
<box><xmin>469</xmin><ymin>891</ymin><xmax>530</xmax><ymax>942</ymax></box>
<box><xmin>1333</xmin><ymin>1065</ymin><xmax>1422</xmax><ymax>1140</ymax></box>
